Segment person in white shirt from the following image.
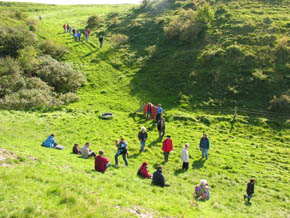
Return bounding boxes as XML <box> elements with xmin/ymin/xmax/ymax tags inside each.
<box><xmin>81</xmin><ymin>142</ymin><xmax>96</xmax><ymax>158</ymax></box>
<box><xmin>180</xmin><ymin>143</ymin><xmax>189</xmax><ymax>171</ymax></box>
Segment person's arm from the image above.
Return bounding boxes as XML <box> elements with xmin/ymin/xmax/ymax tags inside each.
<box><xmin>208</xmin><ymin>139</ymin><xmax>210</xmax><ymax>149</ymax></box>
<box><xmin>145</xmin><ymin>132</ymin><xmax>148</xmax><ymax>140</ymax></box>
<box><xmin>138</xmin><ymin>132</ymin><xmax>141</xmax><ymax>140</ymax></box>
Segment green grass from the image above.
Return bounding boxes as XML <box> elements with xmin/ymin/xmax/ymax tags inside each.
<box><xmin>0</xmin><ymin>1</ymin><xmax>290</xmax><ymax>218</ymax></box>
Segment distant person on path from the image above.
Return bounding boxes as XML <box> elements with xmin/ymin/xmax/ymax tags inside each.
<box><xmin>95</xmin><ymin>150</ymin><xmax>110</xmax><ymax>173</ymax></box>
<box><xmin>77</xmin><ymin>30</ymin><xmax>81</xmax><ymax>41</ymax></box>
<box><xmin>81</xmin><ymin>142</ymin><xmax>96</xmax><ymax>158</ymax></box>
<box><xmin>114</xmin><ymin>138</ymin><xmax>128</xmax><ymax>167</ymax></box>
<box><xmin>85</xmin><ymin>29</ymin><xmax>91</xmax><ymax>42</ymax></box>
<box><xmin>138</xmin><ymin>127</ymin><xmax>148</xmax><ymax>152</ymax></box>
<box><xmin>74</xmin><ymin>32</ymin><xmax>78</xmax><ymax>41</ymax></box>
<box><xmin>72</xmin><ymin>28</ymin><xmax>76</xmax><ymax>35</ymax></box>
<box><xmin>72</xmin><ymin>143</ymin><xmax>81</xmax><ymax>154</ymax></box>
<box><xmin>180</xmin><ymin>143</ymin><xmax>189</xmax><ymax>171</ymax></box>
<box><xmin>162</xmin><ymin>135</ymin><xmax>173</xmax><ymax>162</ymax></box>
<box><xmin>39</xmin><ymin>15</ymin><xmax>42</xmax><ymax>21</ymax></box>
<box><xmin>145</xmin><ymin>102</ymin><xmax>153</xmax><ymax>120</ymax></box>
<box><xmin>152</xmin><ymin>166</ymin><xmax>169</xmax><ymax>187</ymax></box>
<box><xmin>194</xmin><ymin>179</ymin><xmax>210</xmax><ymax>200</ymax></box>
<box><xmin>68</xmin><ymin>25</ymin><xmax>72</xmax><ymax>35</ymax></box>
<box><xmin>63</xmin><ymin>24</ymin><xmax>66</xmax><ymax>33</ymax></box>
<box><xmin>99</xmin><ymin>35</ymin><xmax>103</xmax><ymax>48</ymax></box>
<box><xmin>137</xmin><ymin>162</ymin><xmax>152</xmax><ymax>178</ymax></box>
<box><xmin>199</xmin><ymin>133</ymin><xmax>210</xmax><ymax>160</ymax></box>
<box><xmin>157</xmin><ymin>117</ymin><xmax>165</xmax><ymax>139</ymax></box>
<box><xmin>42</xmin><ymin>134</ymin><xmax>64</xmax><ymax>150</ymax></box>
<box><xmin>156</xmin><ymin>104</ymin><xmax>166</xmax><ymax>122</ymax></box>
<box><xmin>244</xmin><ymin>178</ymin><xmax>255</xmax><ymax>202</ymax></box>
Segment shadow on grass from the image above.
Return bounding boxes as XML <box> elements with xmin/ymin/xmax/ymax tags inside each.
<box><xmin>192</xmin><ymin>158</ymin><xmax>206</xmax><ymax>169</ymax></box>
<box><xmin>148</xmin><ymin>139</ymin><xmax>160</xmax><ymax>148</ymax></box>
<box><xmin>174</xmin><ymin>168</ymin><xmax>186</xmax><ymax>176</ymax></box>
<box><xmin>244</xmin><ymin>201</ymin><xmax>252</xmax><ymax>206</ymax></box>
<box><xmin>130</xmin><ymin>150</ymin><xmax>142</xmax><ymax>159</ymax></box>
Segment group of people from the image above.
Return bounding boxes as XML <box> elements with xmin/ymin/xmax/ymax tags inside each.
<box><xmin>41</xmin><ymin>100</ymin><xmax>255</xmax><ymax>202</ymax></box>
<box><xmin>62</xmin><ymin>24</ymin><xmax>103</xmax><ymax>47</ymax></box>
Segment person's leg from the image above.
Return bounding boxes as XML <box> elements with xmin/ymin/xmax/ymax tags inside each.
<box><xmin>164</xmin><ymin>152</ymin><xmax>169</xmax><ymax>162</ymax></box>
<box><xmin>161</xmin><ymin>129</ymin><xmax>165</xmax><ymax>138</ymax></box>
<box><xmin>248</xmin><ymin>194</ymin><xmax>253</xmax><ymax>202</ymax></box>
<box><xmin>122</xmin><ymin>153</ymin><xmax>128</xmax><ymax>166</ymax></box>
<box><xmin>201</xmin><ymin>148</ymin><xmax>205</xmax><ymax>159</ymax></box>
<box><xmin>115</xmin><ymin>153</ymin><xmax>119</xmax><ymax>166</ymax></box>
<box><xmin>141</xmin><ymin>141</ymin><xmax>145</xmax><ymax>152</ymax></box>
<box><xmin>164</xmin><ymin>152</ymin><xmax>167</xmax><ymax>162</ymax></box>
<box><xmin>182</xmin><ymin>162</ymin><xmax>185</xmax><ymax>170</ymax></box>
<box><xmin>159</xmin><ymin>130</ymin><xmax>161</xmax><ymax>138</ymax></box>
<box><xmin>205</xmin><ymin>149</ymin><xmax>208</xmax><ymax>159</ymax></box>
<box><xmin>185</xmin><ymin>162</ymin><xmax>189</xmax><ymax>171</ymax></box>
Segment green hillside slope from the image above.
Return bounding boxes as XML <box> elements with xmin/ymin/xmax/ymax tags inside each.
<box><xmin>0</xmin><ymin>1</ymin><xmax>289</xmax><ymax>218</ymax></box>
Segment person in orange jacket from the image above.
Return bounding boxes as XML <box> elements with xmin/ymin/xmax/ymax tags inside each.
<box><xmin>144</xmin><ymin>102</ymin><xmax>153</xmax><ymax>120</ymax></box>
<box><xmin>162</xmin><ymin>135</ymin><xmax>173</xmax><ymax>162</ymax></box>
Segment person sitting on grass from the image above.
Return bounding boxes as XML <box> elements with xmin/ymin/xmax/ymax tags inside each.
<box><xmin>152</xmin><ymin>166</ymin><xmax>169</xmax><ymax>187</ymax></box>
<box><xmin>72</xmin><ymin>144</ymin><xmax>81</xmax><ymax>154</ymax></box>
<box><xmin>42</xmin><ymin>134</ymin><xmax>64</xmax><ymax>150</ymax></box>
<box><xmin>244</xmin><ymin>178</ymin><xmax>255</xmax><ymax>202</ymax></box>
<box><xmin>137</xmin><ymin>162</ymin><xmax>152</xmax><ymax>179</ymax></box>
<box><xmin>194</xmin><ymin>179</ymin><xmax>210</xmax><ymax>200</ymax></box>
<box><xmin>95</xmin><ymin>150</ymin><xmax>110</xmax><ymax>173</ymax></box>
<box><xmin>81</xmin><ymin>142</ymin><xmax>96</xmax><ymax>158</ymax></box>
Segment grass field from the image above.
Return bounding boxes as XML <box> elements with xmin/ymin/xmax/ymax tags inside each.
<box><xmin>0</xmin><ymin>1</ymin><xmax>290</xmax><ymax>218</ymax></box>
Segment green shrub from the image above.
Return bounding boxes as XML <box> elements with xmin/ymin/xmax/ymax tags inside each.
<box><xmin>274</xmin><ymin>37</ymin><xmax>290</xmax><ymax>64</ymax></box>
<box><xmin>269</xmin><ymin>94</ymin><xmax>290</xmax><ymax>113</ymax></box>
<box><xmin>39</xmin><ymin>40</ymin><xmax>67</xmax><ymax>59</ymax></box>
<box><xmin>17</xmin><ymin>46</ymin><xmax>39</xmax><ymax>75</ymax></box>
<box><xmin>87</xmin><ymin>15</ymin><xmax>104</xmax><ymax>27</ymax></box>
<box><xmin>0</xmin><ymin>25</ymin><xmax>37</xmax><ymax>57</ymax></box>
<box><xmin>26</xmin><ymin>19</ymin><xmax>37</xmax><ymax>32</ymax></box>
<box><xmin>111</xmin><ymin>34</ymin><xmax>129</xmax><ymax>46</ymax></box>
<box><xmin>111</xmin><ymin>16</ymin><xmax>121</xmax><ymax>26</ymax></box>
<box><xmin>36</xmin><ymin>56</ymin><xmax>86</xmax><ymax>93</ymax></box>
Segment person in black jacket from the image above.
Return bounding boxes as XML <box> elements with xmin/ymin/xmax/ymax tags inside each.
<box><xmin>138</xmin><ymin>127</ymin><xmax>148</xmax><ymax>152</ymax></box>
<box><xmin>152</xmin><ymin>166</ymin><xmax>169</xmax><ymax>187</ymax></box>
<box><xmin>99</xmin><ymin>35</ymin><xmax>103</xmax><ymax>48</ymax></box>
<box><xmin>157</xmin><ymin>118</ymin><xmax>165</xmax><ymax>139</ymax></box>
<box><xmin>244</xmin><ymin>178</ymin><xmax>255</xmax><ymax>202</ymax></box>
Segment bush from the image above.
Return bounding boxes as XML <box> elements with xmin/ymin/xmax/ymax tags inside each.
<box><xmin>39</xmin><ymin>40</ymin><xmax>67</xmax><ymax>59</ymax></box>
<box><xmin>111</xmin><ymin>34</ymin><xmax>129</xmax><ymax>46</ymax></box>
<box><xmin>111</xmin><ymin>16</ymin><xmax>121</xmax><ymax>26</ymax></box>
<box><xmin>36</xmin><ymin>56</ymin><xmax>86</xmax><ymax>93</ymax></box>
<box><xmin>17</xmin><ymin>46</ymin><xmax>39</xmax><ymax>75</ymax></box>
<box><xmin>274</xmin><ymin>37</ymin><xmax>290</xmax><ymax>64</ymax></box>
<box><xmin>87</xmin><ymin>15</ymin><xmax>104</xmax><ymax>27</ymax></box>
<box><xmin>269</xmin><ymin>94</ymin><xmax>290</xmax><ymax>113</ymax></box>
<box><xmin>26</xmin><ymin>19</ymin><xmax>37</xmax><ymax>32</ymax></box>
<box><xmin>0</xmin><ymin>25</ymin><xmax>37</xmax><ymax>57</ymax></box>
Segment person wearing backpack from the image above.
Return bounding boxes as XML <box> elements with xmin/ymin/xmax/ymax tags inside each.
<box><xmin>114</xmin><ymin>138</ymin><xmax>128</xmax><ymax>167</ymax></box>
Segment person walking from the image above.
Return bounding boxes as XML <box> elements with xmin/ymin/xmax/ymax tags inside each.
<box><xmin>138</xmin><ymin>127</ymin><xmax>148</xmax><ymax>152</ymax></box>
<box><xmin>39</xmin><ymin>15</ymin><xmax>42</xmax><ymax>21</ymax></box>
<box><xmin>199</xmin><ymin>133</ymin><xmax>210</xmax><ymax>160</ymax></box>
<box><xmin>68</xmin><ymin>25</ymin><xmax>72</xmax><ymax>35</ymax></box>
<box><xmin>145</xmin><ymin>102</ymin><xmax>152</xmax><ymax>120</ymax></box>
<box><xmin>63</xmin><ymin>24</ymin><xmax>66</xmax><ymax>33</ymax></box>
<box><xmin>157</xmin><ymin>118</ymin><xmax>165</xmax><ymax>139</ymax></box>
<box><xmin>77</xmin><ymin>30</ymin><xmax>81</xmax><ymax>41</ymax></box>
<box><xmin>99</xmin><ymin>35</ymin><xmax>103</xmax><ymax>48</ymax></box>
<box><xmin>156</xmin><ymin>104</ymin><xmax>166</xmax><ymax>122</ymax></box>
<box><xmin>180</xmin><ymin>143</ymin><xmax>189</xmax><ymax>171</ymax></box>
<box><xmin>85</xmin><ymin>29</ymin><xmax>91</xmax><ymax>42</ymax></box>
<box><xmin>162</xmin><ymin>135</ymin><xmax>173</xmax><ymax>162</ymax></box>
<box><xmin>114</xmin><ymin>138</ymin><xmax>128</xmax><ymax>167</ymax></box>
<box><xmin>244</xmin><ymin>178</ymin><xmax>255</xmax><ymax>202</ymax></box>
<box><xmin>152</xmin><ymin>166</ymin><xmax>169</xmax><ymax>187</ymax></box>
<box><xmin>95</xmin><ymin>150</ymin><xmax>110</xmax><ymax>173</ymax></box>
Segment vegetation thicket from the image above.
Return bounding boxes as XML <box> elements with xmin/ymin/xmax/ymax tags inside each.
<box><xmin>0</xmin><ymin>0</ymin><xmax>289</xmax><ymax>218</ymax></box>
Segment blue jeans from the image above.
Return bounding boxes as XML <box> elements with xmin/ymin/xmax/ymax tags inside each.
<box><xmin>115</xmin><ymin>152</ymin><xmax>128</xmax><ymax>166</ymax></box>
<box><xmin>140</xmin><ymin>141</ymin><xmax>146</xmax><ymax>151</ymax></box>
<box><xmin>201</xmin><ymin>148</ymin><xmax>208</xmax><ymax>159</ymax></box>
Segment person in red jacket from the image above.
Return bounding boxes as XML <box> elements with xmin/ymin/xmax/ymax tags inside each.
<box><xmin>162</xmin><ymin>135</ymin><xmax>173</xmax><ymax>162</ymax></box>
<box><xmin>144</xmin><ymin>102</ymin><xmax>152</xmax><ymax>120</ymax></box>
<box><xmin>63</xmin><ymin>24</ymin><xmax>66</xmax><ymax>33</ymax></box>
<box><xmin>95</xmin><ymin>150</ymin><xmax>110</xmax><ymax>173</ymax></box>
<box><xmin>137</xmin><ymin>162</ymin><xmax>152</xmax><ymax>178</ymax></box>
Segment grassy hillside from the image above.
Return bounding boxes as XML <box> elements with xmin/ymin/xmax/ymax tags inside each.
<box><xmin>0</xmin><ymin>1</ymin><xmax>289</xmax><ymax>218</ymax></box>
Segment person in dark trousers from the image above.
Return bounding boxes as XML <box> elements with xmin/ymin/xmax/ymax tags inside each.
<box><xmin>162</xmin><ymin>135</ymin><xmax>173</xmax><ymax>162</ymax></box>
<box><xmin>114</xmin><ymin>138</ymin><xmax>128</xmax><ymax>167</ymax></box>
<box><xmin>77</xmin><ymin>30</ymin><xmax>81</xmax><ymax>41</ymax></box>
<box><xmin>152</xmin><ymin>166</ymin><xmax>169</xmax><ymax>187</ymax></box>
<box><xmin>138</xmin><ymin>127</ymin><xmax>148</xmax><ymax>152</ymax></box>
<box><xmin>199</xmin><ymin>132</ymin><xmax>210</xmax><ymax>159</ymax></box>
<box><xmin>244</xmin><ymin>178</ymin><xmax>255</xmax><ymax>202</ymax></box>
<box><xmin>157</xmin><ymin>118</ymin><xmax>165</xmax><ymax>139</ymax></box>
<box><xmin>99</xmin><ymin>35</ymin><xmax>103</xmax><ymax>48</ymax></box>
<box><xmin>72</xmin><ymin>144</ymin><xmax>81</xmax><ymax>154</ymax></box>
<box><xmin>95</xmin><ymin>150</ymin><xmax>110</xmax><ymax>173</ymax></box>
<box><xmin>156</xmin><ymin>104</ymin><xmax>166</xmax><ymax>122</ymax></box>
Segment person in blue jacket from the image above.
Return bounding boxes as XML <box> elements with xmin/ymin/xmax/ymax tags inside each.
<box><xmin>199</xmin><ymin>132</ymin><xmax>210</xmax><ymax>159</ymax></box>
<box><xmin>156</xmin><ymin>104</ymin><xmax>166</xmax><ymax>122</ymax></box>
<box><xmin>114</xmin><ymin>138</ymin><xmax>128</xmax><ymax>167</ymax></box>
<box><xmin>42</xmin><ymin>134</ymin><xmax>56</xmax><ymax>148</ymax></box>
<box><xmin>152</xmin><ymin>166</ymin><xmax>170</xmax><ymax>187</ymax></box>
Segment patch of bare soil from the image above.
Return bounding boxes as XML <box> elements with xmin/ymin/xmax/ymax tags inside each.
<box><xmin>0</xmin><ymin>148</ymin><xmax>17</xmax><ymax>167</ymax></box>
<box><xmin>115</xmin><ymin>206</ymin><xmax>154</xmax><ymax>218</ymax></box>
